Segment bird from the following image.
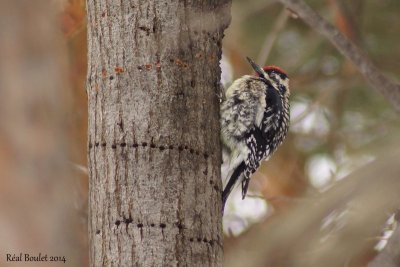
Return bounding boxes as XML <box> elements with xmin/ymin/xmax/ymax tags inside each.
<box><xmin>220</xmin><ymin>57</ymin><xmax>290</xmax><ymax>209</ymax></box>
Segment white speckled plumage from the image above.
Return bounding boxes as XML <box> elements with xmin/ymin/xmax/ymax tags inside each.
<box><xmin>221</xmin><ymin>58</ymin><xmax>290</xmax><ymax>208</ymax></box>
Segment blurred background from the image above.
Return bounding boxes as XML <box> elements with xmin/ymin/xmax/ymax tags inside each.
<box><xmin>222</xmin><ymin>0</ymin><xmax>400</xmax><ymax>266</ymax></box>
<box><xmin>223</xmin><ymin>0</ymin><xmax>400</xmax><ymax>233</ymax></box>
<box><xmin>0</xmin><ymin>0</ymin><xmax>399</xmax><ymax>266</ymax></box>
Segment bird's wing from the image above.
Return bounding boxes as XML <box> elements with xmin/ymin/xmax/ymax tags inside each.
<box><xmin>241</xmin><ymin>84</ymin><xmax>283</xmax><ymax>198</ymax></box>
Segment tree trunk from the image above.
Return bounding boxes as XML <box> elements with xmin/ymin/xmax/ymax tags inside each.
<box><xmin>86</xmin><ymin>1</ymin><xmax>230</xmax><ymax>266</ymax></box>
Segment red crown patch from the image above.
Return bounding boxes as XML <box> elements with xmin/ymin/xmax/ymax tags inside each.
<box><xmin>263</xmin><ymin>65</ymin><xmax>287</xmax><ymax>76</ymax></box>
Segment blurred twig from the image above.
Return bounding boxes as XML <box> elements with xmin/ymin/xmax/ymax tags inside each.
<box><xmin>70</xmin><ymin>162</ymin><xmax>88</xmax><ymax>175</ymax></box>
<box><xmin>328</xmin><ymin>0</ymin><xmax>362</xmax><ymax>44</ymax></box>
<box><xmin>277</xmin><ymin>0</ymin><xmax>400</xmax><ymax>112</ymax></box>
<box><xmin>257</xmin><ymin>8</ymin><xmax>289</xmax><ymax>65</ymax></box>
<box><xmin>224</xmin><ymin>146</ymin><xmax>400</xmax><ymax>267</ymax></box>
<box><xmin>242</xmin><ymin>1</ymin><xmax>276</xmax><ymax>20</ymax></box>
<box><xmin>369</xmin><ymin>225</ymin><xmax>400</xmax><ymax>267</ymax></box>
<box><xmin>291</xmin><ymin>88</ymin><xmax>332</xmax><ymax>126</ymax></box>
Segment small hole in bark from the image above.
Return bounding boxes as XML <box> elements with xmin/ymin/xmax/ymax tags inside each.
<box><xmin>142</xmin><ymin>142</ymin><xmax>147</xmax><ymax>147</ymax></box>
<box><xmin>111</xmin><ymin>144</ymin><xmax>117</xmax><ymax>149</ymax></box>
<box><xmin>160</xmin><ymin>223</ymin><xmax>166</xmax><ymax>229</ymax></box>
<box><xmin>96</xmin><ymin>230</ymin><xmax>100</xmax><ymax>234</ymax></box>
<box><xmin>184</xmin><ymin>146</ymin><xmax>188</xmax><ymax>150</ymax></box>
<box><xmin>137</xmin><ymin>223</ymin><xmax>143</xmax><ymax>228</ymax></box>
<box><xmin>120</xmin><ymin>142</ymin><xmax>126</xmax><ymax>147</ymax></box>
<box><xmin>168</xmin><ymin>145</ymin><xmax>174</xmax><ymax>149</ymax></box>
<box><xmin>137</xmin><ymin>66</ymin><xmax>143</xmax><ymax>71</ymax></box>
<box><xmin>88</xmin><ymin>143</ymin><xmax>93</xmax><ymax>148</ymax></box>
<box><xmin>159</xmin><ymin>146</ymin><xmax>165</xmax><ymax>151</ymax></box>
<box><xmin>197</xmin><ymin>238</ymin><xmax>202</xmax><ymax>242</ymax></box>
<box><xmin>189</xmin><ymin>238</ymin><xmax>194</xmax><ymax>242</ymax></box>
<box><xmin>124</xmin><ymin>217</ymin><xmax>133</xmax><ymax>224</ymax></box>
<box><xmin>150</xmin><ymin>143</ymin><xmax>156</xmax><ymax>148</ymax></box>
<box><xmin>209</xmin><ymin>180</ymin><xmax>213</xmax><ymax>184</ymax></box>
<box><xmin>101</xmin><ymin>143</ymin><xmax>106</xmax><ymax>147</ymax></box>
<box><xmin>203</xmin><ymin>238</ymin><xmax>208</xmax><ymax>243</ymax></box>
<box><xmin>150</xmin><ymin>223</ymin><xmax>155</xmax><ymax>227</ymax></box>
<box><xmin>203</xmin><ymin>153</ymin><xmax>209</xmax><ymax>159</ymax></box>
<box><xmin>195</xmin><ymin>151</ymin><xmax>199</xmax><ymax>155</ymax></box>
<box><xmin>138</xmin><ymin>26</ymin><xmax>150</xmax><ymax>35</ymax></box>
<box><xmin>189</xmin><ymin>149</ymin><xmax>194</xmax><ymax>154</ymax></box>
<box><xmin>203</xmin><ymin>170</ymin><xmax>208</xmax><ymax>175</ymax></box>
<box><xmin>190</xmin><ymin>80</ymin><xmax>195</xmax><ymax>87</ymax></box>
<box><xmin>178</xmin><ymin>146</ymin><xmax>183</xmax><ymax>151</ymax></box>
<box><xmin>132</xmin><ymin>143</ymin><xmax>138</xmax><ymax>148</ymax></box>
<box><xmin>115</xmin><ymin>220</ymin><xmax>121</xmax><ymax>226</ymax></box>
<box><xmin>95</xmin><ymin>142</ymin><xmax>99</xmax><ymax>147</ymax></box>
<box><xmin>176</xmin><ymin>223</ymin><xmax>184</xmax><ymax>229</ymax></box>
<box><xmin>109</xmin><ymin>76</ymin><xmax>114</xmax><ymax>80</ymax></box>
<box><xmin>209</xmin><ymin>240</ymin><xmax>214</xmax><ymax>245</ymax></box>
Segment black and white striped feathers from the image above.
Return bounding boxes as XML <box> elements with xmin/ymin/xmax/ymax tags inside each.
<box><xmin>220</xmin><ymin>58</ymin><xmax>290</xmax><ymax>209</ymax></box>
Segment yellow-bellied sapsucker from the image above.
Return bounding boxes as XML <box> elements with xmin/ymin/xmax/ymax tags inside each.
<box><xmin>221</xmin><ymin>57</ymin><xmax>290</xmax><ymax>208</ymax></box>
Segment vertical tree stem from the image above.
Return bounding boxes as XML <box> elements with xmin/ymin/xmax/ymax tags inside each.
<box><xmin>86</xmin><ymin>1</ymin><xmax>231</xmax><ymax>266</ymax></box>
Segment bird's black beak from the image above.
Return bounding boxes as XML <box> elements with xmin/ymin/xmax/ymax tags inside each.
<box><xmin>246</xmin><ymin>57</ymin><xmax>264</xmax><ymax>77</ymax></box>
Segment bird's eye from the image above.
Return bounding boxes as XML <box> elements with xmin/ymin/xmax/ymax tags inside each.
<box><xmin>279</xmin><ymin>73</ymin><xmax>287</xmax><ymax>80</ymax></box>
<box><xmin>268</xmin><ymin>73</ymin><xmax>279</xmax><ymax>83</ymax></box>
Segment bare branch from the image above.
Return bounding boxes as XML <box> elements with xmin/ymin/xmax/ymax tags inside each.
<box><xmin>369</xmin><ymin>225</ymin><xmax>400</xmax><ymax>267</ymax></box>
<box><xmin>257</xmin><ymin>8</ymin><xmax>289</xmax><ymax>65</ymax></box>
<box><xmin>277</xmin><ymin>0</ymin><xmax>400</xmax><ymax>112</ymax></box>
<box><xmin>224</xmin><ymin>147</ymin><xmax>400</xmax><ymax>267</ymax></box>
<box><xmin>291</xmin><ymin>87</ymin><xmax>332</xmax><ymax>126</ymax></box>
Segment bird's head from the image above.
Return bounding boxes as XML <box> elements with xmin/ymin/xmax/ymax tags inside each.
<box><xmin>246</xmin><ymin>57</ymin><xmax>290</xmax><ymax>97</ymax></box>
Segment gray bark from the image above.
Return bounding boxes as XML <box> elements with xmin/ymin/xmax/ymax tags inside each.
<box><xmin>86</xmin><ymin>1</ymin><xmax>230</xmax><ymax>266</ymax></box>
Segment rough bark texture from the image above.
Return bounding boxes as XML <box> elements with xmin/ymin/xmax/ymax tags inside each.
<box><xmin>86</xmin><ymin>1</ymin><xmax>230</xmax><ymax>266</ymax></box>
